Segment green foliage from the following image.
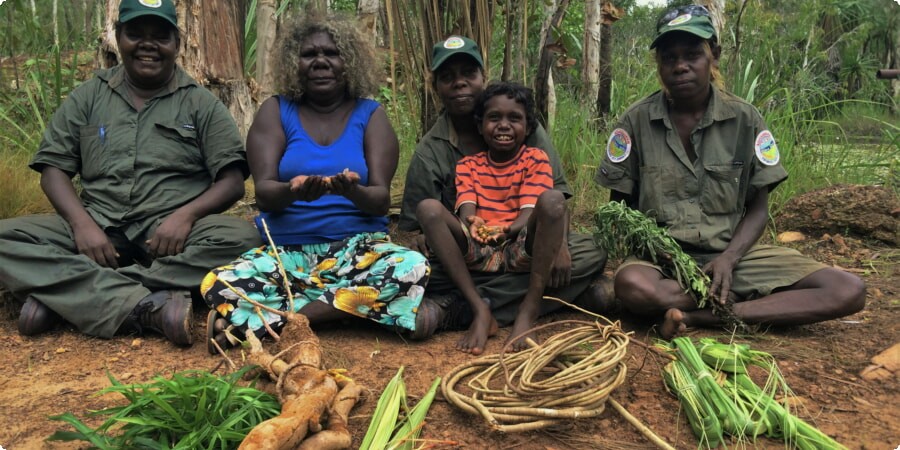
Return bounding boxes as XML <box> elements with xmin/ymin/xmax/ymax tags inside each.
<box><xmin>661</xmin><ymin>338</ymin><xmax>849</xmax><ymax>449</ymax></box>
<box><xmin>594</xmin><ymin>201</ymin><xmax>710</xmax><ymax>306</ymax></box>
<box><xmin>47</xmin><ymin>367</ymin><xmax>281</xmax><ymax>450</ymax></box>
<box><xmin>360</xmin><ymin>366</ymin><xmax>441</xmax><ymax>450</ymax></box>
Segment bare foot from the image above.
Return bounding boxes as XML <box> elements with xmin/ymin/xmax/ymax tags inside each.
<box><xmin>660</xmin><ymin>308</ymin><xmax>687</xmax><ymax>340</ymax></box>
<box><xmin>456</xmin><ymin>311</ymin><xmax>498</xmax><ymax>355</ymax></box>
<box><xmin>506</xmin><ymin>305</ymin><xmax>541</xmax><ymax>352</ymax></box>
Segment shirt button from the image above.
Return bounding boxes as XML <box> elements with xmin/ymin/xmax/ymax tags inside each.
<box><xmin>689</xmin><ymin>199</ymin><xmax>695</xmax><ymax>204</ymax></box>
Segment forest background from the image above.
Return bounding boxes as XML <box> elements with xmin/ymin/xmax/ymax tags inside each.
<box><xmin>0</xmin><ymin>0</ymin><xmax>897</xmax><ymax>228</ymax></box>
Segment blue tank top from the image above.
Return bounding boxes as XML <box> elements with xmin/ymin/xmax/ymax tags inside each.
<box><xmin>256</xmin><ymin>96</ymin><xmax>389</xmax><ymax>245</ymax></box>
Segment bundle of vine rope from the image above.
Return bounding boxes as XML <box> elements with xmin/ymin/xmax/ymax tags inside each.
<box><xmin>441</xmin><ymin>318</ymin><xmax>629</xmax><ymax>433</ymax></box>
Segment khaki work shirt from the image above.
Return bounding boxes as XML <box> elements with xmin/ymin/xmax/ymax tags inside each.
<box><xmin>399</xmin><ymin>111</ymin><xmax>571</xmax><ymax>232</ymax></box>
<box><xmin>595</xmin><ymin>88</ymin><xmax>787</xmax><ymax>252</ymax></box>
<box><xmin>30</xmin><ymin>65</ymin><xmax>247</xmax><ymax>241</ymax></box>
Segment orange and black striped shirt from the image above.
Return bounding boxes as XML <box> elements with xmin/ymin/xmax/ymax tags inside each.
<box><xmin>455</xmin><ymin>146</ymin><xmax>554</xmax><ymax>227</ymax></box>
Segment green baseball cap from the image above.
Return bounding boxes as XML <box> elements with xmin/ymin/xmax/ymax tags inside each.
<box><xmin>650</xmin><ymin>5</ymin><xmax>715</xmax><ymax>49</ymax></box>
<box><xmin>118</xmin><ymin>0</ymin><xmax>177</xmax><ymax>28</ymax></box>
<box><xmin>430</xmin><ymin>36</ymin><xmax>484</xmax><ymax>72</ymax></box>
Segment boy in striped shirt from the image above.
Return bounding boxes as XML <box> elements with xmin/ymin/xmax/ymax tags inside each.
<box><xmin>417</xmin><ymin>82</ymin><xmax>568</xmax><ymax>355</ymax></box>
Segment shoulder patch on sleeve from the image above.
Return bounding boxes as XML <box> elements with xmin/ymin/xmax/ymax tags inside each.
<box><xmin>606</xmin><ymin>128</ymin><xmax>632</xmax><ymax>163</ymax></box>
<box><xmin>754</xmin><ymin>130</ymin><xmax>780</xmax><ymax>166</ymax></box>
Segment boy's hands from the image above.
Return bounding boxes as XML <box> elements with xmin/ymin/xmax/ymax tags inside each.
<box><xmin>467</xmin><ymin>216</ymin><xmax>508</xmax><ymax>245</ymax></box>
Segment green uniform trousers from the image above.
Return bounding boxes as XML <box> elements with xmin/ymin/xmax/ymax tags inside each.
<box><xmin>424</xmin><ymin>232</ymin><xmax>607</xmax><ymax>326</ymax></box>
<box><xmin>0</xmin><ymin>214</ymin><xmax>262</xmax><ymax>338</ymax></box>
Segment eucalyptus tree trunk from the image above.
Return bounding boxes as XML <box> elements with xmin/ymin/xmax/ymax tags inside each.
<box><xmin>516</xmin><ymin>0</ymin><xmax>528</xmax><ymax>84</ymax></box>
<box><xmin>581</xmin><ymin>0</ymin><xmax>601</xmax><ymax>107</ymax></box>
<box><xmin>256</xmin><ymin>0</ymin><xmax>278</xmax><ymax>98</ymax></box>
<box><xmin>357</xmin><ymin>0</ymin><xmax>380</xmax><ymax>40</ymax></box>
<box><xmin>99</xmin><ymin>0</ymin><xmax>254</xmax><ymax>135</ymax></box>
<box><xmin>52</xmin><ymin>0</ymin><xmax>59</xmax><ymax>47</ymax></box>
<box><xmin>535</xmin><ymin>0</ymin><xmax>570</xmax><ymax>129</ymax></box>
<box><xmin>596</xmin><ymin>1</ymin><xmax>623</xmax><ymax>118</ymax></box>
<box><xmin>500</xmin><ymin>0</ymin><xmax>514</xmax><ymax>81</ymax></box>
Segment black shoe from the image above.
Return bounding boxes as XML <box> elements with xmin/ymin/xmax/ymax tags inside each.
<box><xmin>17</xmin><ymin>297</ymin><xmax>63</xmax><ymax>336</ymax></box>
<box><xmin>121</xmin><ymin>290</ymin><xmax>193</xmax><ymax>346</ymax></box>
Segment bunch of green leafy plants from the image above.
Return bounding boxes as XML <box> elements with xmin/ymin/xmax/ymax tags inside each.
<box><xmin>594</xmin><ymin>200</ymin><xmax>710</xmax><ymax>307</ymax></box>
<box><xmin>659</xmin><ymin>337</ymin><xmax>848</xmax><ymax>449</ymax></box>
<box><xmin>47</xmin><ymin>366</ymin><xmax>281</xmax><ymax>450</ymax></box>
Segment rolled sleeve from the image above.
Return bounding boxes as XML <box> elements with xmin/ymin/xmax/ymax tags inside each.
<box><xmin>29</xmin><ymin>81</ymin><xmax>95</xmax><ymax>175</ymax></box>
<box><xmin>198</xmin><ymin>97</ymin><xmax>247</xmax><ymax>180</ymax></box>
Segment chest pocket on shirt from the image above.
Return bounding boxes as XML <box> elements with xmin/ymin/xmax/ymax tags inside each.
<box><xmin>79</xmin><ymin>125</ymin><xmax>107</xmax><ymax>180</ymax></box>
<box><xmin>639</xmin><ymin>165</ymin><xmax>677</xmax><ymax>222</ymax></box>
<box><xmin>701</xmin><ymin>165</ymin><xmax>742</xmax><ymax>214</ymax></box>
<box><xmin>152</xmin><ymin>121</ymin><xmax>203</xmax><ymax>170</ymax></box>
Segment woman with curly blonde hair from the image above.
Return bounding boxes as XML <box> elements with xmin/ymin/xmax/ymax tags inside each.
<box><xmin>201</xmin><ymin>12</ymin><xmax>431</xmax><ymax>352</ymax></box>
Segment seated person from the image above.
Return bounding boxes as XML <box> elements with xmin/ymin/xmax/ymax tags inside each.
<box><xmin>595</xmin><ymin>5</ymin><xmax>866</xmax><ymax>339</ymax></box>
<box><xmin>417</xmin><ymin>81</ymin><xmax>567</xmax><ymax>355</ymax></box>
<box><xmin>401</xmin><ymin>36</ymin><xmax>612</xmax><ymax>343</ymax></box>
<box><xmin>202</xmin><ymin>13</ymin><xmax>430</xmax><ymax>353</ymax></box>
<box><xmin>0</xmin><ymin>0</ymin><xmax>261</xmax><ymax>347</ymax></box>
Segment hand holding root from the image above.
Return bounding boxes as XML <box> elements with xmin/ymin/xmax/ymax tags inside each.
<box><xmin>326</xmin><ymin>168</ymin><xmax>361</xmax><ymax>196</ymax></box>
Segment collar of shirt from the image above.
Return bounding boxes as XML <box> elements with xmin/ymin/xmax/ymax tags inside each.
<box><xmin>427</xmin><ymin>110</ymin><xmax>461</xmax><ymax>149</ymax></box>
<box><xmin>98</xmin><ymin>65</ymin><xmax>198</xmax><ymax>100</ymax></box>
<box><xmin>648</xmin><ymin>87</ymin><xmax>738</xmax><ymax>128</ymax></box>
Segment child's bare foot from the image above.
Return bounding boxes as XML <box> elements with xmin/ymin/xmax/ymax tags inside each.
<box><xmin>506</xmin><ymin>304</ymin><xmax>541</xmax><ymax>352</ymax></box>
<box><xmin>456</xmin><ymin>311</ymin><xmax>498</xmax><ymax>355</ymax></box>
<box><xmin>660</xmin><ymin>308</ymin><xmax>687</xmax><ymax>340</ymax></box>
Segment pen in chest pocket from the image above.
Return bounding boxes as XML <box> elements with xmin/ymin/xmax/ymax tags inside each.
<box><xmin>98</xmin><ymin>126</ymin><xmax>106</xmax><ymax>146</ymax></box>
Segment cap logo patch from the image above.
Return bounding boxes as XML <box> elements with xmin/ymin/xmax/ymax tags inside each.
<box><xmin>754</xmin><ymin>130</ymin><xmax>780</xmax><ymax>166</ymax></box>
<box><xmin>444</xmin><ymin>37</ymin><xmax>465</xmax><ymax>49</ymax></box>
<box><xmin>606</xmin><ymin>128</ymin><xmax>632</xmax><ymax>163</ymax></box>
<box><xmin>139</xmin><ymin>0</ymin><xmax>162</xmax><ymax>7</ymax></box>
<box><xmin>667</xmin><ymin>14</ymin><xmax>692</xmax><ymax>26</ymax></box>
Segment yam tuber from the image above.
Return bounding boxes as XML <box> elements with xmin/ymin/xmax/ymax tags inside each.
<box><xmin>237</xmin><ymin>313</ymin><xmax>363</xmax><ymax>450</ymax></box>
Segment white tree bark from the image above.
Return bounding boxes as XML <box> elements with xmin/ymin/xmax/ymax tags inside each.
<box><xmin>581</xmin><ymin>0</ymin><xmax>601</xmax><ymax>106</ymax></box>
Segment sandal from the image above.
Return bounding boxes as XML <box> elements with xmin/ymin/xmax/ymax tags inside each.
<box><xmin>206</xmin><ymin>310</ymin><xmax>241</xmax><ymax>354</ymax></box>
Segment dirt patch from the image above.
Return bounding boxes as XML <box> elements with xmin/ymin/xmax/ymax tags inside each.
<box><xmin>775</xmin><ymin>184</ymin><xmax>899</xmax><ymax>246</ymax></box>
<box><xmin>0</xmin><ymin>224</ymin><xmax>898</xmax><ymax>449</ymax></box>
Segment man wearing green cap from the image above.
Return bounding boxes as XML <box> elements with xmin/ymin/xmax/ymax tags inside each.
<box><xmin>595</xmin><ymin>5</ymin><xmax>865</xmax><ymax>339</ymax></box>
<box><xmin>399</xmin><ymin>35</ymin><xmax>611</xmax><ymax>347</ymax></box>
<box><xmin>0</xmin><ymin>0</ymin><xmax>261</xmax><ymax>346</ymax></box>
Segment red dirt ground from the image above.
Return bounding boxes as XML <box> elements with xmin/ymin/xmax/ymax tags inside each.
<box><xmin>0</xmin><ymin>228</ymin><xmax>898</xmax><ymax>450</ymax></box>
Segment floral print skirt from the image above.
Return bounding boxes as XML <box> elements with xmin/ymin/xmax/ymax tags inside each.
<box><xmin>201</xmin><ymin>232</ymin><xmax>430</xmax><ymax>337</ymax></box>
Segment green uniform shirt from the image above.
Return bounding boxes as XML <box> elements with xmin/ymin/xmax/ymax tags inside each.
<box><xmin>595</xmin><ymin>88</ymin><xmax>787</xmax><ymax>253</ymax></box>
<box><xmin>30</xmin><ymin>65</ymin><xmax>247</xmax><ymax>241</ymax></box>
<box><xmin>399</xmin><ymin>111</ymin><xmax>571</xmax><ymax>231</ymax></box>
